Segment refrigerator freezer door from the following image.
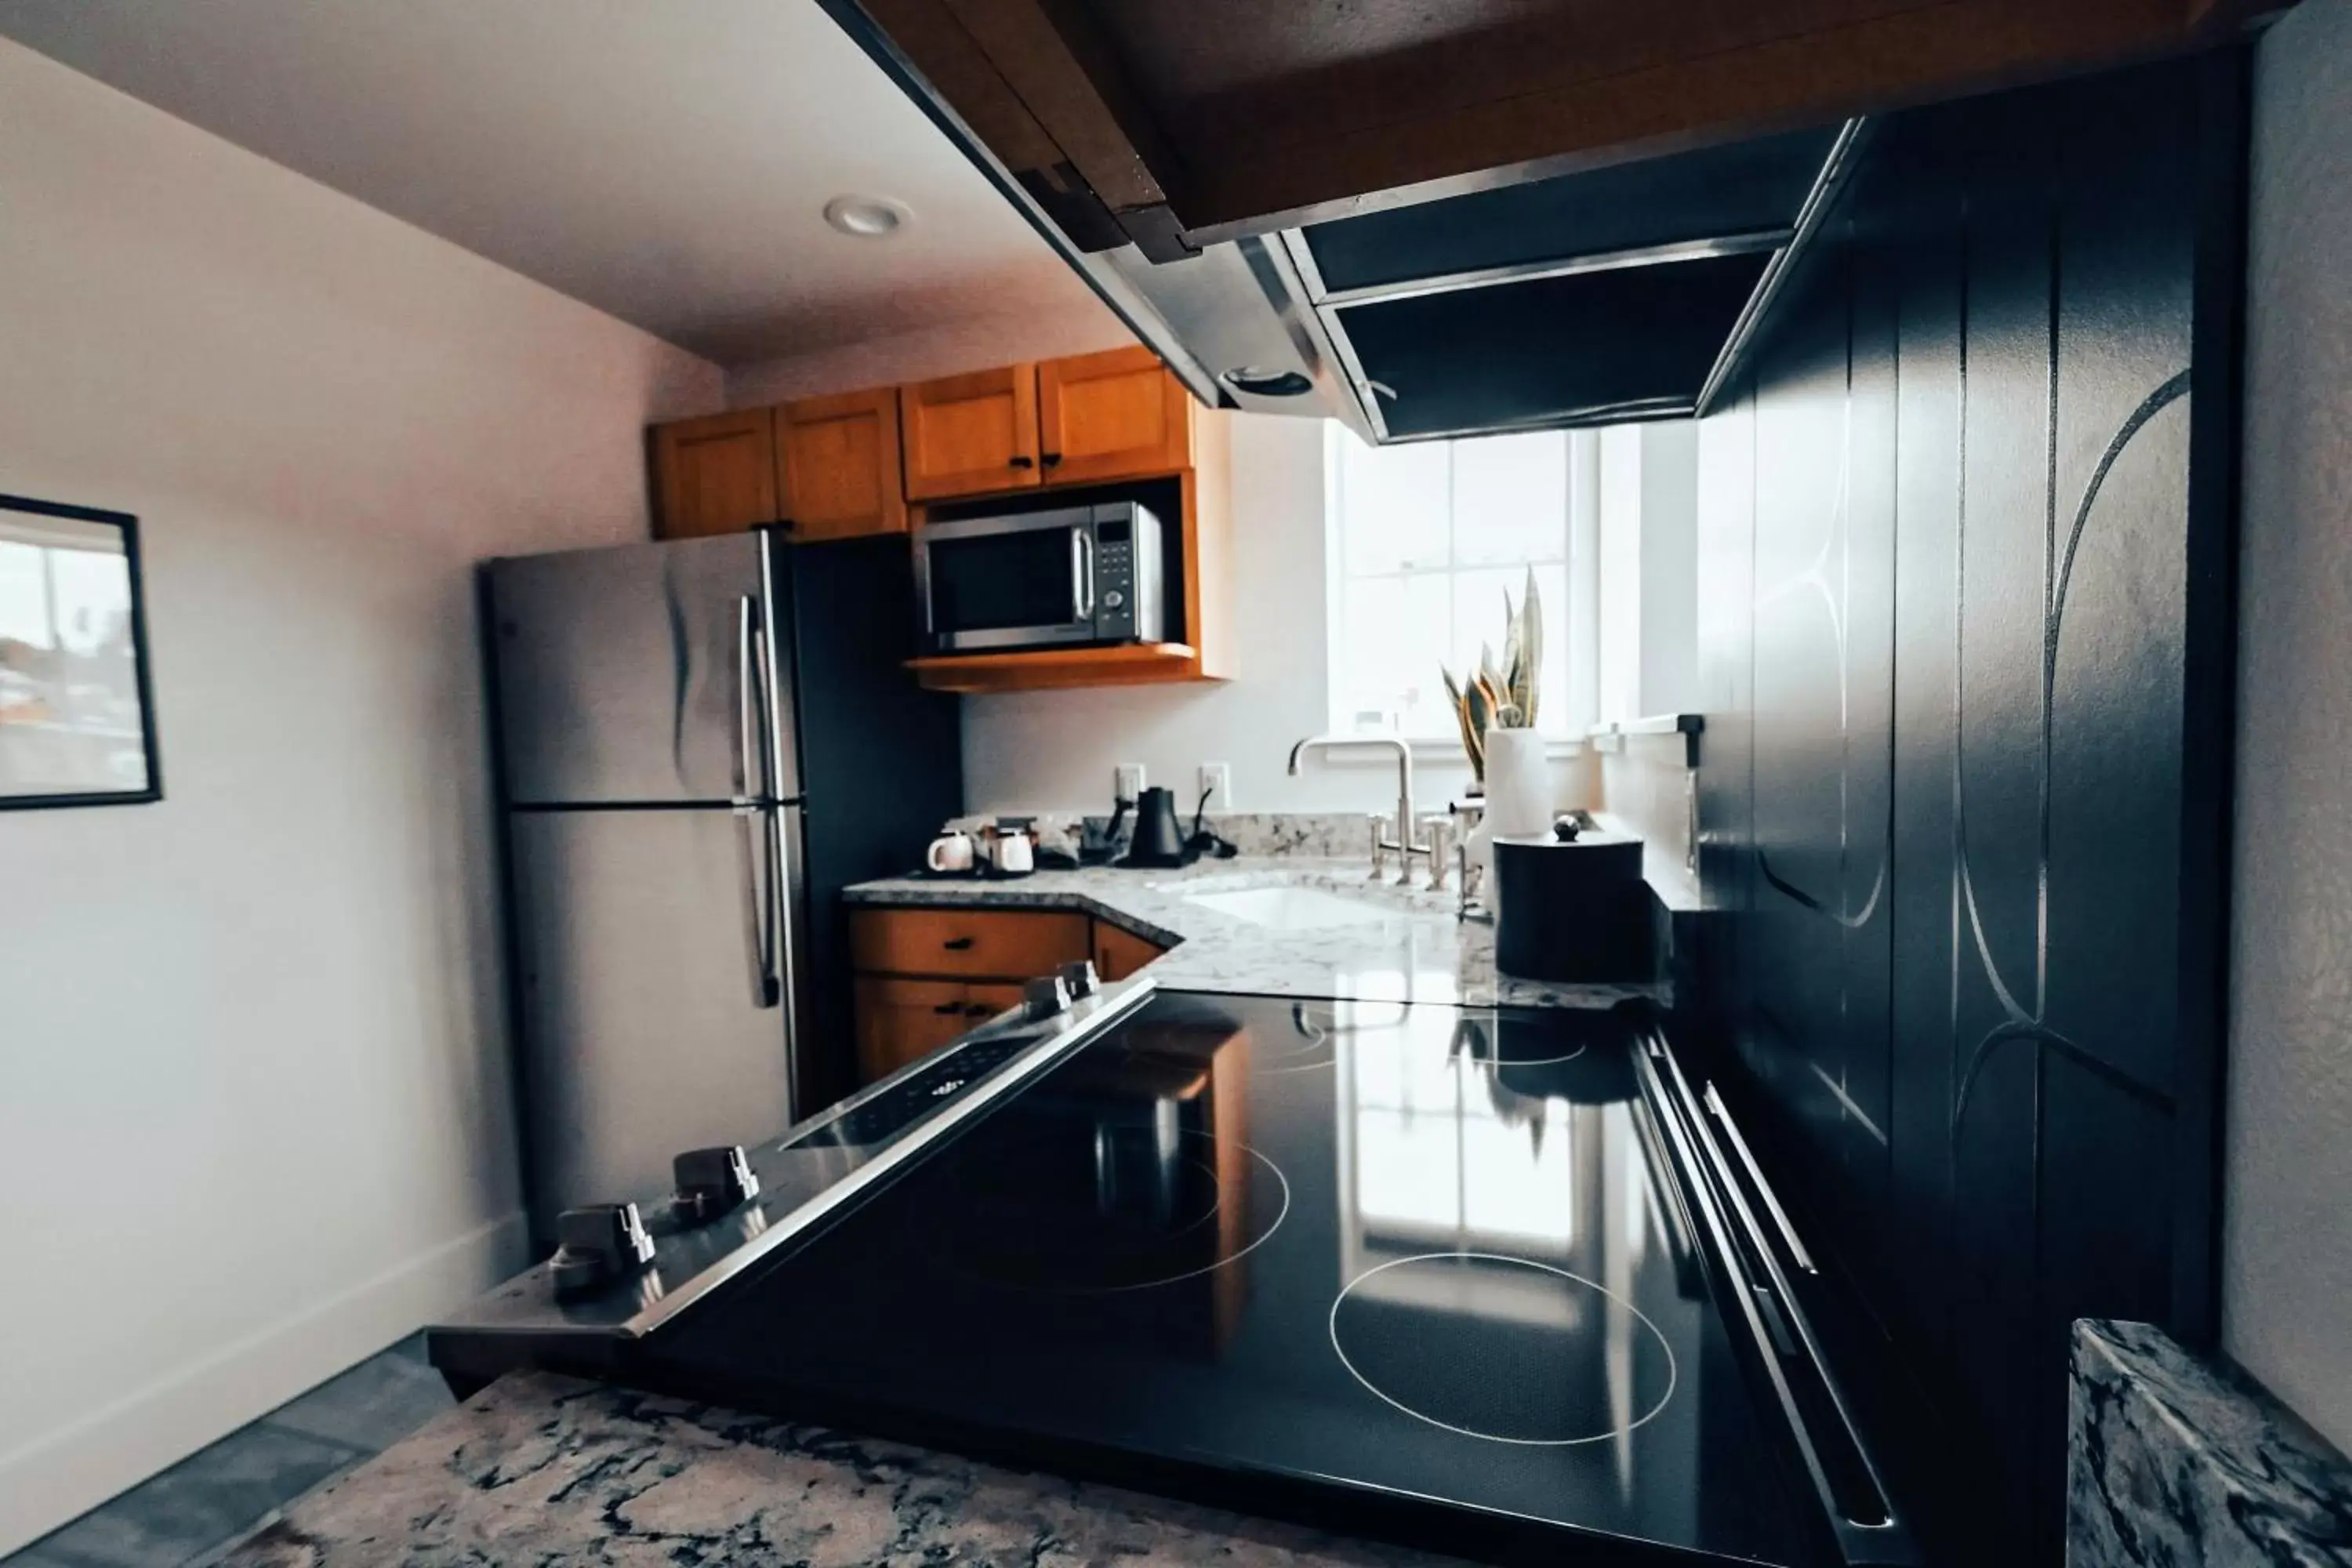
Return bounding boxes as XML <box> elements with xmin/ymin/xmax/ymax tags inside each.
<box><xmin>509</xmin><ymin>805</ymin><xmax>800</xmax><ymax>1231</ymax></box>
<box><xmin>490</xmin><ymin>534</ymin><xmax>803</xmax><ymax>805</ymax></box>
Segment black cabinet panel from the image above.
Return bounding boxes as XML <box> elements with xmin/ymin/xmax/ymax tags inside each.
<box><xmin>1691</xmin><ymin>55</ymin><xmax>2240</xmax><ymax>1561</ymax></box>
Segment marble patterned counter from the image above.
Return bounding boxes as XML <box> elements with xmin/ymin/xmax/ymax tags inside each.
<box><xmin>223</xmin><ymin>1370</ymin><xmax>1465</xmax><ymax>1568</ymax></box>
<box><xmin>2069</xmin><ymin>1319</ymin><xmax>2352</xmax><ymax>1565</ymax></box>
<box><xmin>844</xmin><ymin>856</ymin><xmax>1665</xmax><ymax>1012</ymax></box>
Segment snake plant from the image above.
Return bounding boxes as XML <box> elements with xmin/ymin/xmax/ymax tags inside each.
<box><xmin>1442</xmin><ymin>568</ymin><xmax>1542</xmax><ymax>784</ymax></box>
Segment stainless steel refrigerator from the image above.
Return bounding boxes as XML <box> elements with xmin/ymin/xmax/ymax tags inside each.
<box><xmin>486</xmin><ymin>528</ymin><xmax>960</xmax><ymax>1243</ymax></box>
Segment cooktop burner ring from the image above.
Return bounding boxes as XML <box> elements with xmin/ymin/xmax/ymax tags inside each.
<box><xmin>1327</xmin><ymin>1251</ymin><xmax>1679</xmax><ymax>1446</ymax></box>
<box><xmin>919</xmin><ymin>1130</ymin><xmax>1293</xmax><ymax>1296</ymax></box>
<box><xmin>1462</xmin><ymin>1038</ymin><xmax>1591</xmax><ymax>1069</ymax></box>
<box><xmin>1076</xmin><ymin>1139</ymin><xmax>1290</xmax><ymax>1294</ymax></box>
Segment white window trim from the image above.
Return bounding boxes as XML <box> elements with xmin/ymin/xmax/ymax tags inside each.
<box><xmin>1319</xmin><ymin>423</ymin><xmax>1599</xmax><ymax>753</ymax></box>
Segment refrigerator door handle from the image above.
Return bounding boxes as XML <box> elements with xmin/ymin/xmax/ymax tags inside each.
<box><xmin>735</xmin><ymin>597</ymin><xmax>781</xmax><ymax>1009</ymax></box>
<box><xmin>768</xmin><ymin>803</ymin><xmax>799</xmax><ymax>1099</ymax></box>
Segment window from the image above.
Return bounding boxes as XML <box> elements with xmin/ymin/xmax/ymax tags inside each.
<box><xmin>1327</xmin><ymin>426</ymin><xmax>1593</xmax><ymax>741</ymax></box>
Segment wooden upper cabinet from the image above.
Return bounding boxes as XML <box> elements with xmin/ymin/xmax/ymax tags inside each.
<box><xmin>899</xmin><ymin>365</ymin><xmax>1041</xmax><ymax>501</ymax></box>
<box><xmin>778</xmin><ymin>388</ymin><xmax>907</xmax><ymax>541</ymax></box>
<box><xmin>653</xmin><ymin>409</ymin><xmax>779</xmax><ymax>539</ymax></box>
<box><xmin>1037</xmin><ymin>347</ymin><xmax>1192</xmax><ymax>485</ymax></box>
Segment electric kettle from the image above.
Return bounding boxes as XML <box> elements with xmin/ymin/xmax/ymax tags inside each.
<box><xmin>1122</xmin><ymin>786</ymin><xmax>1189</xmax><ymax>867</ymax></box>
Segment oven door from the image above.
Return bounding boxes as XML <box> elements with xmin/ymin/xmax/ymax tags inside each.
<box><xmin>916</xmin><ymin>506</ymin><xmax>1098</xmax><ymax>652</ymax></box>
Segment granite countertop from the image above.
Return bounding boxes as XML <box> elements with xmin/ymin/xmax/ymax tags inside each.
<box><xmin>2069</xmin><ymin>1319</ymin><xmax>2352</xmax><ymax>1565</ymax></box>
<box><xmin>844</xmin><ymin>855</ymin><xmax>1664</xmax><ymax>1011</ymax></box>
<box><xmin>224</xmin><ymin>1370</ymin><xmax>1465</xmax><ymax>1568</ymax></box>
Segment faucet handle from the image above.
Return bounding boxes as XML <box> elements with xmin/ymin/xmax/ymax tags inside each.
<box><xmin>1369</xmin><ymin>815</ymin><xmax>1392</xmax><ymax>879</ymax></box>
<box><xmin>1423</xmin><ymin>818</ymin><xmax>1455</xmax><ymax>891</ymax></box>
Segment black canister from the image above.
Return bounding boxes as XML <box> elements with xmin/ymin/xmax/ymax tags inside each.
<box><xmin>1492</xmin><ymin>823</ymin><xmax>1653</xmax><ymax>983</ymax></box>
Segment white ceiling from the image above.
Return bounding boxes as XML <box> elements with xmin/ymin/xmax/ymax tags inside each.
<box><xmin>0</xmin><ymin>0</ymin><xmax>1120</xmax><ymax>365</ymax></box>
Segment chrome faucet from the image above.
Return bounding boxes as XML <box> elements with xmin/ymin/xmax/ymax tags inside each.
<box><xmin>1287</xmin><ymin>734</ymin><xmax>1428</xmax><ymax>883</ymax></box>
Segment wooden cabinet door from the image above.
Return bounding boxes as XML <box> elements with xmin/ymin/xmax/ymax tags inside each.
<box><xmin>898</xmin><ymin>365</ymin><xmax>1040</xmax><ymax>500</ymax></box>
<box><xmin>1093</xmin><ymin>920</ymin><xmax>1168</xmax><ymax>982</ymax></box>
<box><xmin>778</xmin><ymin>388</ymin><xmax>907</xmax><ymax>541</ymax></box>
<box><xmin>653</xmin><ymin>409</ymin><xmax>779</xmax><ymax>538</ymax></box>
<box><xmin>853</xmin><ymin>975</ymin><xmax>976</xmax><ymax>1083</ymax></box>
<box><xmin>1037</xmin><ymin>347</ymin><xmax>1191</xmax><ymax>485</ymax></box>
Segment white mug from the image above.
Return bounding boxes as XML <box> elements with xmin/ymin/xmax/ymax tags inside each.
<box><xmin>926</xmin><ymin>832</ymin><xmax>976</xmax><ymax>873</ymax></box>
<box><xmin>982</xmin><ymin>830</ymin><xmax>1034</xmax><ymax>876</ymax></box>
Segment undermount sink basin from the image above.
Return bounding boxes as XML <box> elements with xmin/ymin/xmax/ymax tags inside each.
<box><xmin>1184</xmin><ymin>885</ymin><xmax>1393</xmax><ymax>929</ymax></box>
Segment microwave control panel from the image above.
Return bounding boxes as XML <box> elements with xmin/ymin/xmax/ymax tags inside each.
<box><xmin>1094</xmin><ymin>514</ymin><xmax>1136</xmax><ymax>640</ymax></box>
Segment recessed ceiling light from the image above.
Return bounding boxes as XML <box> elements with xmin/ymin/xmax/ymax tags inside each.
<box><xmin>823</xmin><ymin>195</ymin><xmax>910</xmax><ymax>238</ymax></box>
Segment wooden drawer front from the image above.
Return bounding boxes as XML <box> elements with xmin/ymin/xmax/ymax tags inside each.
<box><xmin>855</xmin><ymin>975</ymin><xmax>985</xmax><ymax>1083</ymax></box>
<box><xmin>852</xmin><ymin>977</ymin><xmax>1034</xmax><ymax>1084</ymax></box>
<box><xmin>849</xmin><ymin>906</ymin><xmax>1091</xmax><ymax>978</ymax></box>
<box><xmin>1093</xmin><ymin>920</ymin><xmax>1168</xmax><ymax>982</ymax></box>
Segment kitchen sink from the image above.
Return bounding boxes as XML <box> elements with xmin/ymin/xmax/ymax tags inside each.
<box><xmin>1182</xmin><ymin>885</ymin><xmax>1395</xmax><ymax>929</ymax></box>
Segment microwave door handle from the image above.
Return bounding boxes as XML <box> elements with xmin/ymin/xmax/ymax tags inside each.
<box><xmin>1071</xmin><ymin>525</ymin><xmax>1096</xmax><ymax>622</ymax></box>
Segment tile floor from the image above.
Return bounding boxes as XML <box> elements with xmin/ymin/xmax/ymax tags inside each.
<box><xmin>3</xmin><ymin>1336</ymin><xmax>456</xmax><ymax>1567</ymax></box>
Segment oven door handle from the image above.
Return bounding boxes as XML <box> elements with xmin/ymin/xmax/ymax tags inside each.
<box><xmin>1070</xmin><ymin>525</ymin><xmax>1096</xmax><ymax>624</ymax></box>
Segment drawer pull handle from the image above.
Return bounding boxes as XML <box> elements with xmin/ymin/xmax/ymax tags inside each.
<box><xmin>1008</xmin><ymin>455</ymin><xmax>1035</xmax><ymax>470</ymax></box>
<box><xmin>942</xmin><ymin>936</ymin><xmax>976</xmax><ymax>951</ymax></box>
<box><xmin>964</xmin><ymin>1004</ymin><xmax>994</xmax><ymax>1018</ymax></box>
<box><xmin>933</xmin><ymin>1001</ymin><xmax>966</xmax><ymax>1015</ymax></box>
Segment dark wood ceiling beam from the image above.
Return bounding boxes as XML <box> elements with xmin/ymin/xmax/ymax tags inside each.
<box><xmin>1170</xmin><ymin>0</ymin><xmax>2291</xmax><ymax>240</ymax></box>
<box><xmin>844</xmin><ymin>0</ymin><xmax>2294</xmax><ymax>254</ymax></box>
<box><xmin>935</xmin><ymin>0</ymin><xmax>1201</xmax><ymax>254</ymax></box>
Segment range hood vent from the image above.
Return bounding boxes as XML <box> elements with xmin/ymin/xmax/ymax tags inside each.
<box><xmin>1272</xmin><ymin>125</ymin><xmax>1859</xmax><ymax>441</ymax></box>
<box><xmin>816</xmin><ymin>0</ymin><xmax>1863</xmax><ymax>445</ymax></box>
<box><xmin>1324</xmin><ymin>250</ymin><xmax>1775</xmax><ymax>441</ymax></box>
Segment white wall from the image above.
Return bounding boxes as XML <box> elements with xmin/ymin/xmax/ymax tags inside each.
<box><xmin>725</xmin><ymin>309</ymin><xmax>1134</xmax><ymax>408</ymax></box>
<box><xmin>963</xmin><ymin>416</ymin><xmax>1475</xmax><ymax>814</ymax></box>
<box><xmin>0</xmin><ymin>38</ymin><xmax>721</xmax><ymax>1552</ymax></box>
<box><xmin>2223</xmin><ymin>0</ymin><xmax>2352</xmax><ymax>1457</ymax></box>
<box><xmin>1596</xmin><ymin>422</ymin><xmax>1700</xmax><ymax>724</ymax></box>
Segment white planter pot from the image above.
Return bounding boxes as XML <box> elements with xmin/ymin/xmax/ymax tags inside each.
<box><xmin>1483</xmin><ymin>728</ymin><xmax>1553</xmax><ymax>839</ymax></box>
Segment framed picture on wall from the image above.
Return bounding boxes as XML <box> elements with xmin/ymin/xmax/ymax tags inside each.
<box><xmin>0</xmin><ymin>494</ymin><xmax>162</xmax><ymax>809</ymax></box>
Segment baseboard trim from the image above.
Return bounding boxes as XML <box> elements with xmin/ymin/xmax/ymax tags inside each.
<box><xmin>0</xmin><ymin>1210</ymin><xmax>528</xmax><ymax>1556</ymax></box>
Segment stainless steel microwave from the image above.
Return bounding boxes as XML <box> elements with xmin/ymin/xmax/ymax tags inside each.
<box><xmin>913</xmin><ymin>500</ymin><xmax>1165</xmax><ymax>654</ymax></box>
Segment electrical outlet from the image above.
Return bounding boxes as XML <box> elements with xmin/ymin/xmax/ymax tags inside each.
<box><xmin>1198</xmin><ymin>762</ymin><xmax>1231</xmax><ymax>811</ymax></box>
<box><xmin>1113</xmin><ymin>763</ymin><xmax>1146</xmax><ymax>802</ymax></box>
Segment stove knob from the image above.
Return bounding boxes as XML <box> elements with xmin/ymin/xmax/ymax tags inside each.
<box><xmin>550</xmin><ymin>1203</ymin><xmax>656</xmax><ymax>1299</ymax></box>
<box><xmin>1057</xmin><ymin>959</ymin><xmax>1100</xmax><ymax>999</ymax></box>
<box><xmin>672</xmin><ymin>1145</ymin><xmax>760</xmax><ymax>1225</ymax></box>
<box><xmin>1023</xmin><ymin>974</ymin><xmax>1073</xmax><ymax>1020</ymax></box>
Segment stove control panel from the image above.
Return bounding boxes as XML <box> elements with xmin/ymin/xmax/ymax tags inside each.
<box><xmin>549</xmin><ymin>1202</ymin><xmax>656</xmax><ymax>1300</ymax></box>
<box><xmin>672</xmin><ymin>1145</ymin><xmax>760</xmax><ymax>1225</ymax></box>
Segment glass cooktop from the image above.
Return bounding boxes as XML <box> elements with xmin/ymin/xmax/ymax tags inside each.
<box><xmin>649</xmin><ymin>991</ymin><xmax>1817</xmax><ymax>1565</ymax></box>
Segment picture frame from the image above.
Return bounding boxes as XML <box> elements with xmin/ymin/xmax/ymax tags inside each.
<box><xmin>0</xmin><ymin>493</ymin><xmax>162</xmax><ymax>809</ymax></box>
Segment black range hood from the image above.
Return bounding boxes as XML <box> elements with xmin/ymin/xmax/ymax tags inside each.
<box><xmin>816</xmin><ymin>0</ymin><xmax>1864</xmax><ymax>445</ymax></box>
<box><xmin>1274</xmin><ymin>124</ymin><xmax>1860</xmax><ymax>441</ymax></box>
